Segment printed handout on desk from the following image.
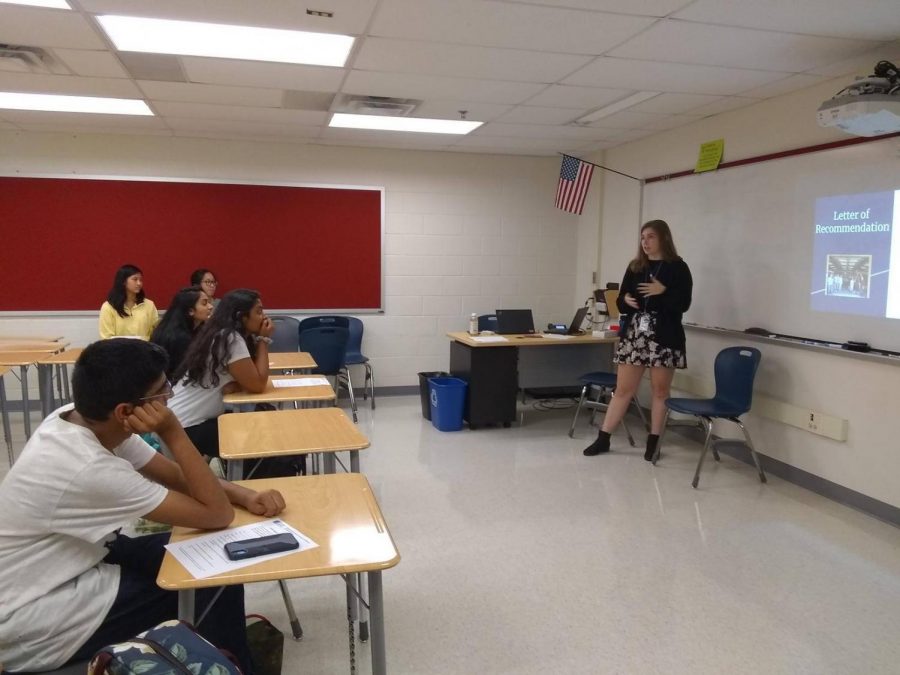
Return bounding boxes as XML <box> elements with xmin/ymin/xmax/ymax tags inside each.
<box><xmin>165</xmin><ymin>518</ymin><xmax>318</xmax><ymax>579</ymax></box>
<box><xmin>470</xmin><ymin>335</ymin><xmax>509</xmax><ymax>343</ymax></box>
<box><xmin>272</xmin><ymin>377</ymin><xmax>330</xmax><ymax>388</ymax></box>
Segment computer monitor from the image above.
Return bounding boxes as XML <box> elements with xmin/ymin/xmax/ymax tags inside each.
<box><xmin>495</xmin><ymin>309</ymin><xmax>535</xmax><ymax>334</ymax></box>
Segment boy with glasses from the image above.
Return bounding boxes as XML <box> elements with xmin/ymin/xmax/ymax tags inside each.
<box><xmin>0</xmin><ymin>339</ymin><xmax>283</xmax><ymax>673</ymax></box>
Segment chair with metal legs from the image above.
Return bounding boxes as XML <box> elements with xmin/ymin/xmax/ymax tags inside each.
<box><xmin>299</xmin><ymin>326</ymin><xmax>357</xmax><ymax>422</ymax></box>
<box><xmin>568</xmin><ymin>370</ymin><xmax>648</xmax><ymax>445</ymax></box>
<box><xmin>654</xmin><ymin>346</ymin><xmax>767</xmax><ymax>489</ymax></box>
<box><xmin>344</xmin><ymin>317</ymin><xmax>375</xmax><ymax>410</ymax></box>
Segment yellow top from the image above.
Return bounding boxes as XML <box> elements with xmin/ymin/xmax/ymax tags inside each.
<box><xmin>98</xmin><ymin>300</ymin><xmax>159</xmax><ymax>340</ymax></box>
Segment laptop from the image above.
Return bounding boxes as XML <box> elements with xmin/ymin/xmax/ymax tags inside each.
<box><xmin>546</xmin><ymin>306</ymin><xmax>589</xmax><ymax>335</ymax></box>
<box><xmin>495</xmin><ymin>308</ymin><xmax>535</xmax><ymax>335</ymax></box>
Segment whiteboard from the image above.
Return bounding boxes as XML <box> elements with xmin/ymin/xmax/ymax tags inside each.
<box><xmin>642</xmin><ymin>136</ymin><xmax>900</xmax><ymax>352</ymax></box>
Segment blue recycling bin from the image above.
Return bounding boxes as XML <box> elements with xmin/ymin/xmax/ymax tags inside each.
<box><xmin>428</xmin><ymin>376</ymin><xmax>468</xmax><ymax>431</ymax></box>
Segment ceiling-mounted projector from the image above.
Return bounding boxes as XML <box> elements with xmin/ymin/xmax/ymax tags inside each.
<box><xmin>817</xmin><ymin>60</ymin><xmax>900</xmax><ymax>137</ymax></box>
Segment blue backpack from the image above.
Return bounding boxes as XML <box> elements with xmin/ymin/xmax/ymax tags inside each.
<box><xmin>89</xmin><ymin>620</ymin><xmax>241</xmax><ymax>675</ymax></box>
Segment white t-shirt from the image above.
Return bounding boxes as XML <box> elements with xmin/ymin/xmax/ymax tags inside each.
<box><xmin>169</xmin><ymin>332</ymin><xmax>252</xmax><ymax>428</ymax></box>
<box><xmin>0</xmin><ymin>405</ymin><xmax>168</xmax><ymax>671</ymax></box>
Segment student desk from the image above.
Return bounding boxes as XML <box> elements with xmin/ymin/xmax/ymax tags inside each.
<box><xmin>222</xmin><ymin>375</ymin><xmax>336</xmax><ymax>408</ymax></box>
<box><xmin>157</xmin><ymin>474</ymin><xmax>400</xmax><ymax>675</ymax></box>
<box><xmin>268</xmin><ymin>351</ymin><xmax>316</xmax><ymax>372</ymax></box>
<box><xmin>218</xmin><ymin>407</ymin><xmax>369</xmax><ymax>480</ymax></box>
<box><xmin>446</xmin><ymin>331</ymin><xmax>617</xmax><ymax>428</ymax></box>
<box><xmin>0</xmin><ymin>365</ymin><xmax>10</xmax><ymax>466</ymax></box>
<box><xmin>36</xmin><ymin>347</ymin><xmax>84</xmax><ymax>419</ymax></box>
<box><xmin>0</xmin><ymin>343</ymin><xmax>69</xmax><ymax>441</ymax></box>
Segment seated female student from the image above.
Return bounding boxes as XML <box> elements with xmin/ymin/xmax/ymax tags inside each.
<box><xmin>99</xmin><ymin>263</ymin><xmax>159</xmax><ymax>339</ymax></box>
<box><xmin>190</xmin><ymin>268</ymin><xmax>219</xmax><ymax>304</ymax></box>
<box><xmin>0</xmin><ymin>338</ymin><xmax>285</xmax><ymax>673</ymax></box>
<box><xmin>168</xmin><ymin>288</ymin><xmax>273</xmax><ymax>460</ymax></box>
<box><xmin>150</xmin><ymin>286</ymin><xmax>214</xmax><ymax>379</ymax></box>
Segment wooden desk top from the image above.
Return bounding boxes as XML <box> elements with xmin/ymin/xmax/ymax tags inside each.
<box><xmin>37</xmin><ymin>347</ymin><xmax>85</xmax><ymax>365</ymax></box>
<box><xmin>0</xmin><ymin>335</ymin><xmax>65</xmax><ymax>342</ymax></box>
<box><xmin>157</xmin><ymin>474</ymin><xmax>400</xmax><ymax>590</ymax></box>
<box><xmin>447</xmin><ymin>331</ymin><xmax>617</xmax><ymax>348</ymax></box>
<box><xmin>222</xmin><ymin>375</ymin><xmax>336</xmax><ymax>405</ymax></box>
<box><xmin>268</xmin><ymin>351</ymin><xmax>317</xmax><ymax>371</ymax></box>
<box><xmin>0</xmin><ymin>341</ymin><xmax>69</xmax><ymax>354</ymax></box>
<box><xmin>0</xmin><ymin>350</ymin><xmax>64</xmax><ymax>366</ymax></box>
<box><xmin>219</xmin><ymin>408</ymin><xmax>369</xmax><ymax>460</ymax></box>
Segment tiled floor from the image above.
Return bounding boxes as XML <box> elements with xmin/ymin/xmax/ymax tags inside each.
<box><xmin>3</xmin><ymin>396</ymin><xmax>900</xmax><ymax>674</ymax></box>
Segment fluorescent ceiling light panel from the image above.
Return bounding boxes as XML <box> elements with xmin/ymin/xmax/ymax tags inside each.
<box><xmin>576</xmin><ymin>91</ymin><xmax>661</xmax><ymax>124</ymax></box>
<box><xmin>0</xmin><ymin>92</ymin><xmax>153</xmax><ymax>115</ymax></box>
<box><xmin>330</xmin><ymin>113</ymin><xmax>482</xmax><ymax>134</ymax></box>
<box><xmin>97</xmin><ymin>15</ymin><xmax>354</xmax><ymax>67</ymax></box>
<box><xmin>0</xmin><ymin>0</ymin><xmax>70</xmax><ymax>8</ymax></box>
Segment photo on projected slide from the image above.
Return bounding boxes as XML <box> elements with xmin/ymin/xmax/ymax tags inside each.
<box><xmin>824</xmin><ymin>254</ymin><xmax>870</xmax><ymax>298</ymax></box>
<box><xmin>810</xmin><ymin>190</ymin><xmax>895</xmax><ymax>318</ymax></box>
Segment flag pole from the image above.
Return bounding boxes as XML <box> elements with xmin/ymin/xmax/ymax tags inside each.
<box><xmin>558</xmin><ymin>153</ymin><xmax>643</xmax><ymax>183</ymax></box>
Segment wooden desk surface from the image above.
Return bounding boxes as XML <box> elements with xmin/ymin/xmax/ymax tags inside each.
<box><xmin>157</xmin><ymin>474</ymin><xmax>400</xmax><ymax>590</ymax></box>
<box><xmin>0</xmin><ymin>335</ymin><xmax>65</xmax><ymax>342</ymax></box>
<box><xmin>219</xmin><ymin>408</ymin><xmax>369</xmax><ymax>460</ymax></box>
<box><xmin>0</xmin><ymin>341</ymin><xmax>69</xmax><ymax>354</ymax></box>
<box><xmin>447</xmin><ymin>331</ymin><xmax>617</xmax><ymax>348</ymax></box>
<box><xmin>37</xmin><ymin>347</ymin><xmax>85</xmax><ymax>365</ymax></box>
<box><xmin>0</xmin><ymin>350</ymin><xmax>65</xmax><ymax>366</ymax></box>
<box><xmin>222</xmin><ymin>375</ymin><xmax>336</xmax><ymax>405</ymax></box>
<box><xmin>268</xmin><ymin>351</ymin><xmax>317</xmax><ymax>371</ymax></box>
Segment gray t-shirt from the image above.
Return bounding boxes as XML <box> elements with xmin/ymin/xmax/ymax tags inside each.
<box><xmin>0</xmin><ymin>405</ymin><xmax>167</xmax><ymax>671</ymax></box>
<box><xmin>168</xmin><ymin>332</ymin><xmax>252</xmax><ymax>428</ymax></box>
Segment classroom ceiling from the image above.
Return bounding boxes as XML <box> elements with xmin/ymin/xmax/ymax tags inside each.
<box><xmin>1</xmin><ymin>0</ymin><xmax>899</xmax><ymax>156</ymax></box>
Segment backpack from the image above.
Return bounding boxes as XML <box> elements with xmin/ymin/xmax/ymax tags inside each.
<box><xmin>88</xmin><ymin>620</ymin><xmax>242</xmax><ymax>675</ymax></box>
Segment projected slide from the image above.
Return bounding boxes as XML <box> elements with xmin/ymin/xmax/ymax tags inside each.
<box><xmin>811</xmin><ymin>190</ymin><xmax>899</xmax><ymax>318</ymax></box>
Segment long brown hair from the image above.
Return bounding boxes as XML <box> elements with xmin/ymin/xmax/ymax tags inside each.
<box><xmin>629</xmin><ymin>219</ymin><xmax>679</xmax><ymax>272</ymax></box>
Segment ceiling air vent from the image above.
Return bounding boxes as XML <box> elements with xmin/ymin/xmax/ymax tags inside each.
<box><xmin>0</xmin><ymin>44</ymin><xmax>62</xmax><ymax>74</ymax></box>
<box><xmin>333</xmin><ymin>94</ymin><xmax>420</xmax><ymax>117</ymax></box>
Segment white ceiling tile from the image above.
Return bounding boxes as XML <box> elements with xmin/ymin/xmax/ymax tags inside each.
<box><xmin>673</xmin><ymin>0</ymin><xmax>900</xmax><ymax>41</ymax></box>
<box><xmin>501</xmin><ymin>1</ymin><xmax>693</xmax><ymax>17</ymax></box>
<box><xmin>564</xmin><ymin>57</ymin><xmax>788</xmax><ymax>95</ymax></box>
<box><xmin>181</xmin><ymin>57</ymin><xmax>345</xmax><ymax>91</ymax></box>
<box><xmin>342</xmin><ymin>70</ymin><xmax>545</xmax><ymax>105</ymax></box>
<box><xmin>805</xmin><ymin>40</ymin><xmax>900</xmax><ymax>77</ymax></box>
<box><xmin>585</xmin><ymin>110</ymin><xmax>676</xmax><ymax>130</ymax></box>
<box><xmin>0</xmin><ymin>5</ymin><xmax>107</xmax><ymax>49</ymax></box>
<box><xmin>0</xmin><ymin>72</ymin><xmax>142</xmax><ymax>97</ymax></box>
<box><xmin>609</xmin><ymin>20</ymin><xmax>877</xmax><ymax>72</ymax></box>
<box><xmin>522</xmin><ymin>84</ymin><xmax>633</xmax><ymax>109</ymax></box>
<box><xmin>137</xmin><ymin>81</ymin><xmax>283</xmax><ymax>107</ymax></box>
<box><xmin>451</xmin><ymin>134</ymin><xmax>588</xmax><ymax>154</ymax></box>
<box><xmin>166</xmin><ymin>117</ymin><xmax>322</xmax><ymax>138</ymax></box>
<box><xmin>412</xmin><ymin>101</ymin><xmax>512</xmax><ymax>123</ymax></box>
<box><xmin>737</xmin><ymin>73</ymin><xmax>830</xmax><ymax>99</ymax></box>
<box><xmin>495</xmin><ymin>106</ymin><xmax>583</xmax><ymax>125</ymax></box>
<box><xmin>473</xmin><ymin>122</ymin><xmax>617</xmax><ymax>141</ymax></box>
<box><xmin>52</xmin><ymin>50</ymin><xmax>130</xmax><ymax>78</ymax></box>
<box><xmin>79</xmin><ymin>0</ymin><xmax>379</xmax><ymax>34</ymax></box>
<box><xmin>628</xmin><ymin>92</ymin><xmax>723</xmax><ymax>114</ymax></box>
<box><xmin>152</xmin><ymin>101</ymin><xmax>327</xmax><ymax>125</ymax></box>
<box><xmin>370</xmin><ymin>0</ymin><xmax>654</xmax><ymax>54</ymax></box>
<box><xmin>354</xmin><ymin>37</ymin><xmax>591</xmax><ymax>83</ymax></box>
<box><xmin>1</xmin><ymin>109</ymin><xmax>167</xmax><ymax>128</ymax></box>
<box><xmin>685</xmin><ymin>96</ymin><xmax>760</xmax><ymax>117</ymax></box>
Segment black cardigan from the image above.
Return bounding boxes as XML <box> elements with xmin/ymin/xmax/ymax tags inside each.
<box><xmin>616</xmin><ymin>257</ymin><xmax>693</xmax><ymax>350</ymax></box>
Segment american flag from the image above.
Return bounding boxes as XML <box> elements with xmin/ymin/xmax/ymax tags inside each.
<box><xmin>555</xmin><ymin>155</ymin><xmax>595</xmax><ymax>215</ymax></box>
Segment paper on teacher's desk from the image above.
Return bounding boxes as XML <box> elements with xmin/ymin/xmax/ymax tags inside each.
<box><xmin>470</xmin><ymin>335</ymin><xmax>509</xmax><ymax>343</ymax></box>
<box><xmin>165</xmin><ymin>519</ymin><xmax>318</xmax><ymax>579</ymax></box>
<box><xmin>272</xmin><ymin>377</ymin><xmax>330</xmax><ymax>388</ymax></box>
<box><xmin>540</xmin><ymin>333</ymin><xmax>573</xmax><ymax>340</ymax></box>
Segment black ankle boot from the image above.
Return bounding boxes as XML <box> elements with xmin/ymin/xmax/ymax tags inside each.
<box><xmin>644</xmin><ymin>434</ymin><xmax>660</xmax><ymax>461</ymax></box>
<box><xmin>584</xmin><ymin>430</ymin><xmax>611</xmax><ymax>456</ymax></box>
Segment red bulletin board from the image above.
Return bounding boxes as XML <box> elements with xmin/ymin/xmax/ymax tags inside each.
<box><xmin>0</xmin><ymin>176</ymin><xmax>383</xmax><ymax>312</ymax></box>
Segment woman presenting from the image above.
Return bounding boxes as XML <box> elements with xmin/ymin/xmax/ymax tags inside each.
<box><xmin>98</xmin><ymin>264</ymin><xmax>159</xmax><ymax>339</ymax></box>
<box><xmin>584</xmin><ymin>219</ymin><xmax>692</xmax><ymax>460</ymax></box>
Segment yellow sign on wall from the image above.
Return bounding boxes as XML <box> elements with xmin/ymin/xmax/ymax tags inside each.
<box><xmin>695</xmin><ymin>138</ymin><xmax>724</xmax><ymax>173</ymax></box>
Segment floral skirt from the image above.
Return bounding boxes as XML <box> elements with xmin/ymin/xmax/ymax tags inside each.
<box><xmin>614</xmin><ymin>312</ymin><xmax>686</xmax><ymax>369</ymax></box>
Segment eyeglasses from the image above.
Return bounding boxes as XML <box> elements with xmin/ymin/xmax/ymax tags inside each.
<box><xmin>202</xmin><ymin>280</ymin><xmax>218</xmax><ymax>286</ymax></box>
<box><xmin>138</xmin><ymin>379</ymin><xmax>174</xmax><ymax>403</ymax></box>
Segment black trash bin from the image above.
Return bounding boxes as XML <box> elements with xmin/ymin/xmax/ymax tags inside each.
<box><xmin>418</xmin><ymin>371</ymin><xmax>449</xmax><ymax>420</ymax></box>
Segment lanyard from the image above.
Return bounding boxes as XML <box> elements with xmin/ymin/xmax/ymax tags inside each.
<box><xmin>642</xmin><ymin>261</ymin><xmax>663</xmax><ymax>312</ymax></box>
